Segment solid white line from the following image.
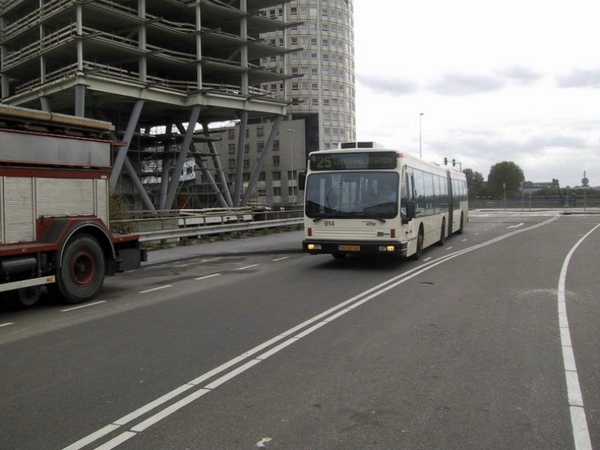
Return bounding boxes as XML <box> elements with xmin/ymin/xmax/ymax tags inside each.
<box><xmin>557</xmin><ymin>221</ymin><xmax>599</xmax><ymax>450</ymax></box>
<box><xmin>113</xmin><ymin>384</ymin><xmax>196</xmax><ymax>426</ymax></box>
<box><xmin>93</xmin><ymin>431</ymin><xmax>136</xmax><ymax>450</ymax></box>
<box><xmin>130</xmin><ymin>389</ymin><xmax>211</xmax><ymax>432</ymax></box>
<box><xmin>64</xmin><ymin>215</ymin><xmax>563</xmax><ymax>449</ymax></box>
<box><xmin>62</xmin><ymin>424</ymin><xmax>120</xmax><ymax>450</ymax></box>
<box><xmin>61</xmin><ymin>301</ymin><xmax>106</xmax><ymax>312</ymax></box>
<box><xmin>138</xmin><ymin>285</ymin><xmax>172</xmax><ymax>294</ymax></box>
<box><xmin>0</xmin><ymin>322</ymin><xmax>14</xmax><ymax>328</ymax></box>
<box><xmin>195</xmin><ymin>273</ymin><xmax>221</xmax><ymax>281</ymax></box>
<box><xmin>237</xmin><ymin>264</ymin><xmax>258</xmax><ymax>270</ymax></box>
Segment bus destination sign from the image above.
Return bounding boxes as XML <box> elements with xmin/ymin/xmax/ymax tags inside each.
<box><xmin>310</xmin><ymin>151</ymin><xmax>397</xmax><ymax>171</ymax></box>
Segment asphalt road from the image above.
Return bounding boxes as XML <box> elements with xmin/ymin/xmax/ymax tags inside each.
<box><xmin>1</xmin><ymin>211</ymin><xmax>599</xmax><ymax>450</ymax></box>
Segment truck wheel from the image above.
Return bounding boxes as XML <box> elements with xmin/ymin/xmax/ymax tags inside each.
<box><xmin>18</xmin><ymin>286</ymin><xmax>41</xmax><ymax>307</ymax></box>
<box><xmin>57</xmin><ymin>234</ymin><xmax>105</xmax><ymax>304</ymax></box>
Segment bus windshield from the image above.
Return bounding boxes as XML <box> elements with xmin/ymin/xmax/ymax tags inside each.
<box><xmin>305</xmin><ymin>172</ymin><xmax>399</xmax><ymax>220</ymax></box>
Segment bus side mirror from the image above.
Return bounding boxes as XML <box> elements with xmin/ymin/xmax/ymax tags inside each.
<box><xmin>406</xmin><ymin>200</ymin><xmax>416</xmax><ymax>219</ymax></box>
<box><xmin>298</xmin><ymin>170</ymin><xmax>306</xmax><ymax>190</ymax></box>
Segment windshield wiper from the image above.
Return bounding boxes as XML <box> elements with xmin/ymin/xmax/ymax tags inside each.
<box><xmin>312</xmin><ymin>211</ymin><xmax>386</xmax><ymax>223</ymax></box>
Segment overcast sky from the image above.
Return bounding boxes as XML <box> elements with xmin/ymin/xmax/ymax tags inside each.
<box><xmin>353</xmin><ymin>0</ymin><xmax>599</xmax><ymax>187</ymax></box>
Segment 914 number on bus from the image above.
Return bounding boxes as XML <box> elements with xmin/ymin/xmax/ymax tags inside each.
<box><xmin>324</xmin><ymin>220</ymin><xmax>335</xmax><ymax>227</ymax></box>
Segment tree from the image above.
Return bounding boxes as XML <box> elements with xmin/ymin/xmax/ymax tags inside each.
<box><xmin>463</xmin><ymin>168</ymin><xmax>485</xmax><ymax>198</ymax></box>
<box><xmin>487</xmin><ymin>161</ymin><xmax>525</xmax><ymax>199</ymax></box>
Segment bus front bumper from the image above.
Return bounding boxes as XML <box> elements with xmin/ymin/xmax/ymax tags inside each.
<box><xmin>302</xmin><ymin>240</ymin><xmax>408</xmax><ymax>257</ymax></box>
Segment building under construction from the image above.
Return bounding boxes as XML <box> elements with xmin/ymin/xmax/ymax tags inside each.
<box><xmin>0</xmin><ymin>0</ymin><xmax>298</xmax><ymax>210</ymax></box>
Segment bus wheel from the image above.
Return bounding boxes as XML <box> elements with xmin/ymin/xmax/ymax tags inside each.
<box><xmin>57</xmin><ymin>234</ymin><xmax>105</xmax><ymax>304</ymax></box>
<box><xmin>457</xmin><ymin>213</ymin><xmax>464</xmax><ymax>234</ymax></box>
<box><xmin>437</xmin><ymin>219</ymin><xmax>446</xmax><ymax>246</ymax></box>
<box><xmin>411</xmin><ymin>228</ymin><xmax>424</xmax><ymax>260</ymax></box>
<box><xmin>18</xmin><ymin>286</ymin><xmax>41</xmax><ymax>307</ymax></box>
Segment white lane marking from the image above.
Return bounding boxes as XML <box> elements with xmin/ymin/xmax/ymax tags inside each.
<box><xmin>195</xmin><ymin>273</ymin><xmax>221</xmax><ymax>281</ymax></box>
<box><xmin>62</xmin><ymin>425</ymin><xmax>120</xmax><ymax>450</ymax></box>
<box><xmin>462</xmin><ymin>239</ymin><xmax>467</xmax><ymax>242</ymax></box>
<box><xmin>445</xmin><ymin>246</ymin><xmax>453</xmax><ymax>250</ymax></box>
<box><xmin>507</xmin><ymin>223</ymin><xmax>524</xmax><ymax>229</ymax></box>
<box><xmin>138</xmin><ymin>285</ymin><xmax>172</xmax><ymax>294</ymax></box>
<box><xmin>0</xmin><ymin>322</ymin><xmax>14</xmax><ymax>328</ymax></box>
<box><xmin>93</xmin><ymin>431</ymin><xmax>136</xmax><ymax>450</ymax></box>
<box><xmin>61</xmin><ymin>301</ymin><xmax>106</xmax><ymax>312</ymax></box>
<box><xmin>557</xmin><ymin>222</ymin><xmax>599</xmax><ymax>450</ymax></box>
<box><xmin>237</xmin><ymin>264</ymin><xmax>258</xmax><ymax>270</ymax></box>
<box><xmin>64</xmin><ymin>215</ymin><xmax>562</xmax><ymax>450</ymax></box>
<box><xmin>422</xmin><ymin>257</ymin><xmax>432</xmax><ymax>262</ymax></box>
<box><xmin>272</xmin><ymin>256</ymin><xmax>289</xmax><ymax>262</ymax></box>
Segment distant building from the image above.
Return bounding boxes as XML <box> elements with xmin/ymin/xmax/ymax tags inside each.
<box><xmin>522</xmin><ymin>179</ymin><xmax>560</xmax><ymax>194</ymax></box>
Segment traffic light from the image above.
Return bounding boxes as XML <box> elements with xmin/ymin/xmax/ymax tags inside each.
<box><xmin>452</xmin><ymin>159</ymin><xmax>456</xmax><ymax>167</ymax></box>
<box><xmin>444</xmin><ymin>157</ymin><xmax>448</xmax><ymax>165</ymax></box>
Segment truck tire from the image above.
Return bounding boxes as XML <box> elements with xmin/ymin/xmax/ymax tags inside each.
<box><xmin>57</xmin><ymin>234</ymin><xmax>105</xmax><ymax>304</ymax></box>
<box><xmin>18</xmin><ymin>286</ymin><xmax>41</xmax><ymax>307</ymax></box>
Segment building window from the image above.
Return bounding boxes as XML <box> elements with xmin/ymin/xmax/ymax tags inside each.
<box><xmin>273</xmin><ymin>171</ymin><xmax>281</xmax><ymax>180</ymax></box>
<box><xmin>229</xmin><ymin>159</ymin><xmax>235</xmax><ymax>169</ymax></box>
<box><xmin>228</xmin><ymin>144</ymin><xmax>236</xmax><ymax>154</ymax></box>
<box><xmin>228</xmin><ymin>129</ymin><xmax>235</xmax><ymax>139</ymax></box>
<box><xmin>273</xmin><ymin>140</ymin><xmax>280</xmax><ymax>151</ymax></box>
<box><xmin>274</xmin><ymin>187</ymin><xmax>282</xmax><ymax>196</ymax></box>
<box><xmin>273</xmin><ymin>156</ymin><xmax>280</xmax><ymax>166</ymax></box>
<box><xmin>257</xmin><ymin>126</ymin><xmax>264</xmax><ymax>137</ymax></box>
<box><xmin>257</xmin><ymin>142</ymin><xmax>265</xmax><ymax>152</ymax></box>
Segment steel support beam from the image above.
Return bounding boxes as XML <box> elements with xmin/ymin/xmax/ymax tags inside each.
<box><xmin>241</xmin><ymin>115</ymin><xmax>283</xmax><ymax>206</ymax></box>
<box><xmin>109</xmin><ymin>99</ymin><xmax>144</xmax><ymax>189</ymax></box>
<box><xmin>233</xmin><ymin>111</ymin><xmax>248</xmax><ymax>207</ymax></box>
<box><xmin>202</xmin><ymin>122</ymin><xmax>233</xmax><ymax>206</ymax></box>
<box><xmin>165</xmin><ymin>106</ymin><xmax>201</xmax><ymax>209</ymax></box>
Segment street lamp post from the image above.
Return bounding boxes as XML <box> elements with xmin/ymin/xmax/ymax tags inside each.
<box><xmin>287</xmin><ymin>128</ymin><xmax>295</xmax><ymax>205</ymax></box>
<box><xmin>419</xmin><ymin>113</ymin><xmax>424</xmax><ymax>159</ymax></box>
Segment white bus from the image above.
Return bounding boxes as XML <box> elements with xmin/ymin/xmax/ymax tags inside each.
<box><xmin>301</xmin><ymin>142</ymin><xmax>468</xmax><ymax>260</ymax></box>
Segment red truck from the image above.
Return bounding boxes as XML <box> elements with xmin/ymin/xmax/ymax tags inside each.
<box><xmin>0</xmin><ymin>104</ymin><xmax>145</xmax><ymax>307</ymax></box>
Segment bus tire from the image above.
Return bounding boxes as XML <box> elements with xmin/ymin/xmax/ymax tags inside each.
<box><xmin>57</xmin><ymin>234</ymin><xmax>105</xmax><ymax>304</ymax></box>
<box><xmin>411</xmin><ymin>228</ymin><xmax>424</xmax><ymax>260</ymax></box>
<box><xmin>457</xmin><ymin>213</ymin><xmax>464</xmax><ymax>235</ymax></box>
<box><xmin>437</xmin><ymin>219</ymin><xmax>446</xmax><ymax>246</ymax></box>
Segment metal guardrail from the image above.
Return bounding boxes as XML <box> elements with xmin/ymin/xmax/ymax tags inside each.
<box><xmin>137</xmin><ymin>217</ymin><xmax>303</xmax><ymax>243</ymax></box>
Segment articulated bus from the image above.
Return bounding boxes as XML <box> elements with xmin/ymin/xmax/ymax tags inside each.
<box><xmin>301</xmin><ymin>142</ymin><xmax>468</xmax><ymax>260</ymax></box>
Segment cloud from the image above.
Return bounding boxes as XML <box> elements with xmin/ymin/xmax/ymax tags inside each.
<box><xmin>495</xmin><ymin>66</ymin><xmax>542</xmax><ymax>86</ymax></box>
<box><xmin>356</xmin><ymin>74</ymin><xmax>419</xmax><ymax>96</ymax></box>
<box><xmin>428</xmin><ymin>73</ymin><xmax>505</xmax><ymax>96</ymax></box>
<box><xmin>556</xmin><ymin>69</ymin><xmax>600</xmax><ymax>88</ymax></box>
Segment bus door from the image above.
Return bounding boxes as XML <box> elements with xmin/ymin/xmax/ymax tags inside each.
<box><xmin>401</xmin><ymin>167</ymin><xmax>416</xmax><ymax>223</ymax></box>
<box><xmin>446</xmin><ymin>170</ymin><xmax>454</xmax><ymax>234</ymax></box>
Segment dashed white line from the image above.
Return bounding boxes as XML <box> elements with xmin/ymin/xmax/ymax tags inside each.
<box><xmin>61</xmin><ymin>301</ymin><xmax>106</xmax><ymax>312</ymax></box>
<box><xmin>272</xmin><ymin>256</ymin><xmax>289</xmax><ymax>261</ymax></box>
<box><xmin>0</xmin><ymin>322</ymin><xmax>14</xmax><ymax>328</ymax></box>
<box><xmin>138</xmin><ymin>285</ymin><xmax>172</xmax><ymax>294</ymax></box>
<box><xmin>195</xmin><ymin>273</ymin><xmax>221</xmax><ymax>281</ymax></box>
<box><xmin>236</xmin><ymin>264</ymin><xmax>258</xmax><ymax>270</ymax></box>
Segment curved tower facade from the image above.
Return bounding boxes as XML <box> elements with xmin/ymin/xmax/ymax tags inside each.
<box><xmin>260</xmin><ymin>0</ymin><xmax>356</xmax><ymax>150</ymax></box>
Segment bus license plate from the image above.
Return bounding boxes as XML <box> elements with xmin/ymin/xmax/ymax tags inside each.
<box><xmin>339</xmin><ymin>245</ymin><xmax>360</xmax><ymax>252</ymax></box>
